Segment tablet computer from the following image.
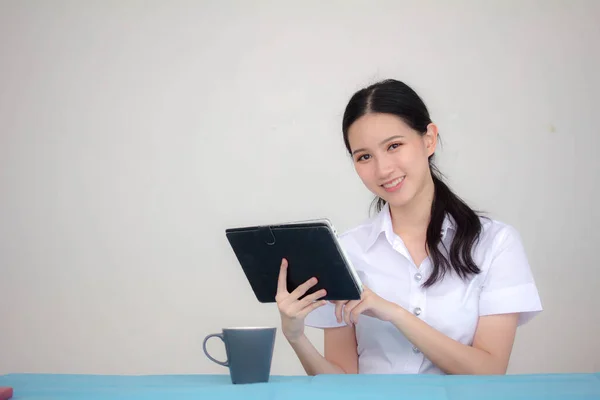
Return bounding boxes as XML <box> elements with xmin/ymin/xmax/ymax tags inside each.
<box><xmin>225</xmin><ymin>218</ymin><xmax>363</xmax><ymax>303</ymax></box>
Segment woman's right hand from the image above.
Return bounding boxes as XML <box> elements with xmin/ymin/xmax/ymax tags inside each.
<box><xmin>276</xmin><ymin>258</ymin><xmax>328</xmax><ymax>343</ymax></box>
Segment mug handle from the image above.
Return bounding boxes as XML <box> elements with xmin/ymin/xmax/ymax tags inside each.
<box><xmin>202</xmin><ymin>333</ymin><xmax>229</xmax><ymax>367</ymax></box>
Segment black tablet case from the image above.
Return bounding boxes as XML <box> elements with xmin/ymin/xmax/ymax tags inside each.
<box><xmin>225</xmin><ymin>221</ymin><xmax>362</xmax><ymax>303</ymax></box>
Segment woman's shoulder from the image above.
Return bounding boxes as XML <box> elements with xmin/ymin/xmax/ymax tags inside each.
<box><xmin>479</xmin><ymin>215</ymin><xmax>521</xmax><ymax>246</ymax></box>
<box><xmin>475</xmin><ymin>215</ymin><xmax>528</xmax><ymax>258</ymax></box>
<box><xmin>336</xmin><ymin>213</ymin><xmax>381</xmax><ymax>251</ymax></box>
<box><xmin>338</xmin><ymin>219</ymin><xmax>373</xmax><ymax>243</ymax></box>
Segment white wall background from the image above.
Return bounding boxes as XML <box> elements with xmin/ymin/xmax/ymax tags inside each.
<box><xmin>1</xmin><ymin>0</ymin><xmax>599</xmax><ymax>376</ymax></box>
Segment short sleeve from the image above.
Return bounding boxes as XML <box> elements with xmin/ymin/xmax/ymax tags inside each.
<box><xmin>479</xmin><ymin>225</ymin><xmax>543</xmax><ymax>326</ymax></box>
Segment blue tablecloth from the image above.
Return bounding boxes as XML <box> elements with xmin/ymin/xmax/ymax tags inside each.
<box><xmin>1</xmin><ymin>372</ymin><xmax>599</xmax><ymax>399</ymax></box>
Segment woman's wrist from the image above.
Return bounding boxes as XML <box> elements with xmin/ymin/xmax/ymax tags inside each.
<box><xmin>285</xmin><ymin>331</ymin><xmax>307</xmax><ymax>345</ymax></box>
<box><xmin>389</xmin><ymin>302</ymin><xmax>411</xmax><ymax>325</ymax></box>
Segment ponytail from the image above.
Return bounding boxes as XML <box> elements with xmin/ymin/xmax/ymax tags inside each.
<box><xmin>425</xmin><ymin>167</ymin><xmax>482</xmax><ymax>287</ymax></box>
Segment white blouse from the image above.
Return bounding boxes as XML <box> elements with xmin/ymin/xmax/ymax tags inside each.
<box><xmin>304</xmin><ymin>203</ymin><xmax>543</xmax><ymax>374</ymax></box>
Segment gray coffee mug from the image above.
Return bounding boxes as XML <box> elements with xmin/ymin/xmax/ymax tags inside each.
<box><xmin>203</xmin><ymin>327</ymin><xmax>276</xmax><ymax>384</ymax></box>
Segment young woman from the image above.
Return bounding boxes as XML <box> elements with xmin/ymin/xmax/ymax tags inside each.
<box><xmin>275</xmin><ymin>79</ymin><xmax>542</xmax><ymax>375</ymax></box>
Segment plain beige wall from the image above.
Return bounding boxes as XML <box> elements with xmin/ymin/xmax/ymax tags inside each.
<box><xmin>1</xmin><ymin>0</ymin><xmax>599</xmax><ymax>375</ymax></box>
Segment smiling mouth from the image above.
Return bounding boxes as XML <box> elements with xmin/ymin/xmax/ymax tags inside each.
<box><xmin>381</xmin><ymin>176</ymin><xmax>404</xmax><ymax>188</ymax></box>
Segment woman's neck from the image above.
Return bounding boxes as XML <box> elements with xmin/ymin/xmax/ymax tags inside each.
<box><xmin>389</xmin><ymin>176</ymin><xmax>435</xmax><ymax>239</ymax></box>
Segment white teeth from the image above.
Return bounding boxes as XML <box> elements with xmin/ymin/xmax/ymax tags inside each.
<box><xmin>383</xmin><ymin>177</ymin><xmax>404</xmax><ymax>188</ymax></box>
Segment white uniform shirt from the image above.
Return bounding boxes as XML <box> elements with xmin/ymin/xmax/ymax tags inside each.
<box><xmin>304</xmin><ymin>203</ymin><xmax>543</xmax><ymax>374</ymax></box>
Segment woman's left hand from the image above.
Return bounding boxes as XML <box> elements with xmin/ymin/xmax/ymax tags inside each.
<box><xmin>332</xmin><ymin>286</ymin><xmax>401</xmax><ymax>325</ymax></box>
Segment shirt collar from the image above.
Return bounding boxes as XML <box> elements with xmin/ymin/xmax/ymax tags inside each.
<box><xmin>363</xmin><ymin>202</ymin><xmax>393</xmax><ymax>251</ymax></box>
<box><xmin>441</xmin><ymin>214</ymin><xmax>455</xmax><ymax>238</ymax></box>
<box><xmin>363</xmin><ymin>202</ymin><xmax>456</xmax><ymax>252</ymax></box>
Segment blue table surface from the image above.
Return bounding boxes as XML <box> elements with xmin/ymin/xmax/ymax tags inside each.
<box><xmin>1</xmin><ymin>372</ymin><xmax>599</xmax><ymax>400</ymax></box>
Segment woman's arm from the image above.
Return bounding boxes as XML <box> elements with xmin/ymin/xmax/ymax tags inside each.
<box><xmin>288</xmin><ymin>325</ymin><xmax>358</xmax><ymax>375</ymax></box>
<box><xmin>389</xmin><ymin>307</ymin><xmax>518</xmax><ymax>375</ymax></box>
<box><xmin>324</xmin><ymin>325</ymin><xmax>359</xmax><ymax>374</ymax></box>
<box><xmin>276</xmin><ymin>258</ymin><xmax>358</xmax><ymax>375</ymax></box>
<box><xmin>343</xmin><ymin>287</ymin><xmax>519</xmax><ymax>375</ymax></box>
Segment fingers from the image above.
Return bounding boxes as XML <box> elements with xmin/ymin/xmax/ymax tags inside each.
<box><xmin>334</xmin><ymin>301</ymin><xmax>348</xmax><ymax>323</ymax></box>
<box><xmin>349</xmin><ymin>301</ymin><xmax>367</xmax><ymax>325</ymax></box>
<box><xmin>298</xmin><ymin>298</ymin><xmax>328</xmax><ymax>319</ymax></box>
<box><xmin>287</xmin><ymin>283</ymin><xmax>325</xmax><ymax>313</ymax></box>
<box><xmin>276</xmin><ymin>258</ymin><xmax>322</xmax><ymax>317</ymax></box>
<box><xmin>288</xmin><ymin>276</ymin><xmax>319</xmax><ymax>301</ymax></box>
<box><xmin>299</xmin><ymin>288</ymin><xmax>327</xmax><ymax>307</ymax></box>
<box><xmin>285</xmin><ymin>288</ymin><xmax>327</xmax><ymax>319</ymax></box>
<box><xmin>288</xmin><ymin>287</ymin><xmax>327</xmax><ymax>314</ymax></box>
<box><xmin>275</xmin><ymin>258</ymin><xmax>288</xmax><ymax>299</ymax></box>
<box><xmin>343</xmin><ymin>300</ymin><xmax>360</xmax><ymax>326</ymax></box>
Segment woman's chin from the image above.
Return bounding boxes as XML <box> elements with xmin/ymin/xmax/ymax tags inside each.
<box><xmin>378</xmin><ymin>191</ymin><xmax>412</xmax><ymax>209</ymax></box>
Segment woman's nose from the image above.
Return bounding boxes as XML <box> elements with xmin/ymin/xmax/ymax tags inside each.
<box><xmin>375</xmin><ymin>157</ymin><xmax>394</xmax><ymax>177</ymax></box>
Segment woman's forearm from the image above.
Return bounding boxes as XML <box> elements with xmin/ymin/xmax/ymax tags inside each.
<box><xmin>389</xmin><ymin>305</ymin><xmax>508</xmax><ymax>375</ymax></box>
<box><xmin>287</xmin><ymin>334</ymin><xmax>347</xmax><ymax>375</ymax></box>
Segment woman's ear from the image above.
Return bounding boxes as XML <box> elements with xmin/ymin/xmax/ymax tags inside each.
<box><xmin>423</xmin><ymin>123</ymin><xmax>438</xmax><ymax>157</ymax></box>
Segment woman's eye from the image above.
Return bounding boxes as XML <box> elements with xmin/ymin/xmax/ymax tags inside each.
<box><xmin>388</xmin><ymin>143</ymin><xmax>402</xmax><ymax>150</ymax></box>
<box><xmin>357</xmin><ymin>154</ymin><xmax>371</xmax><ymax>162</ymax></box>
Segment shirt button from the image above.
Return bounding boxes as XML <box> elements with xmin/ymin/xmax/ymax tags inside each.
<box><xmin>413</xmin><ymin>307</ymin><xmax>422</xmax><ymax>316</ymax></box>
<box><xmin>414</xmin><ymin>273</ymin><xmax>422</xmax><ymax>282</ymax></box>
<box><xmin>413</xmin><ymin>346</ymin><xmax>420</xmax><ymax>353</ymax></box>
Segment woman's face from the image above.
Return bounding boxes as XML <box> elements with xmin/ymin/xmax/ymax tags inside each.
<box><xmin>347</xmin><ymin>112</ymin><xmax>438</xmax><ymax>209</ymax></box>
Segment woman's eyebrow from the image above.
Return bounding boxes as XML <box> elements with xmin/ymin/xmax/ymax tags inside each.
<box><xmin>351</xmin><ymin>135</ymin><xmax>405</xmax><ymax>155</ymax></box>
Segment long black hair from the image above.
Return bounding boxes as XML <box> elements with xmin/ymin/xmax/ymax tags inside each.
<box><xmin>342</xmin><ymin>79</ymin><xmax>482</xmax><ymax>287</ymax></box>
